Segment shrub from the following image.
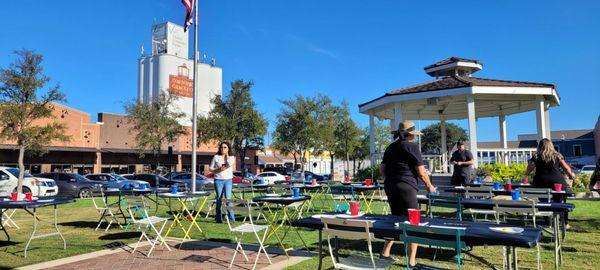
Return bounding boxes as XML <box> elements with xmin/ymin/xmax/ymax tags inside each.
<box><xmin>479</xmin><ymin>163</ymin><xmax>528</xmax><ymax>183</ymax></box>
<box><xmin>354</xmin><ymin>164</ymin><xmax>381</xmax><ymax>181</ymax></box>
<box><xmin>572</xmin><ymin>174</ymin><xmax>591</xmax><ymax>190</ymax></box>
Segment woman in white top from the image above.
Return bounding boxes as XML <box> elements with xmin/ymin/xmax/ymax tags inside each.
<box><xmin>210</xmin><ymin>142</ymin><xmax>236</xmax><ymax>222</ymax></box>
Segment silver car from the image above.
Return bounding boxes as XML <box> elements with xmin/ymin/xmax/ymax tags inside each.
<box><xmin>85</xmin><ymin>173</ymin><xmax>149</xmax><ymax>189</ymax></box>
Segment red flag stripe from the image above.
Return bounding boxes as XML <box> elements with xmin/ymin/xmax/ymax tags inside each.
<box><xmin>181</xmin><ymin>0</ymin><xmax>194</xmax><ymax>31</ymax></box>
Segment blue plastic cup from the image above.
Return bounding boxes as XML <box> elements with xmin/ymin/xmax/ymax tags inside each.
<box><xmin>292</xmin><ymin>187</ymin><xmax>300</xmax><ymax>198</ymax></box>
<box><xmin>511</xmin><ymin>190</ymin><xmax>521</xmax><ymax>201</ymax></box>
<box><xmin>123</xmin><ymin>183</ymin><xmax>131</xmax><ymax>190</ymax></box>
<box><xmin>171</xmin><ymin>185</ymin><xmax>178</xmax><ymax>194</ymax></box>
<box><xmin>259</xmin><ymin>178</ymin><xmax>265</xmax><ymax>185</ymax></box>
<box><xmin>493</xmin><ymin>182</ymin><xmax>501</xmax><ymax>190</ymax></box>
<box><xmin>140</xmin><ymin>183</ymin><xmax>148</xmax><ymax>190</ymax></box>
<box><xmin>305</xmin><ymin>175</ymin><xmax>311</xmax><ymax>183</ymax></box>
<box><xmin>476</xmin><ymin>176</ymin><xmax>482</xmax><ymax>183</ymax></box>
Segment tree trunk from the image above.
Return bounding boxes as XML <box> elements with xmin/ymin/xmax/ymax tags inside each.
<box><xmin>17</xmin><ymin>145</ymin><xmax>25</xmax><ymax>194</ymax></box>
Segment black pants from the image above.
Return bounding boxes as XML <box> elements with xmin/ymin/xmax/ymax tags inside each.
<box><xmin>384</xmin><ymin>181</ymin><xmax>418</xmax><ymax>216</ymax></box>
<box><xmin>451</xmin><ymin>173</ymin><xmax>469</xmax><ymax>186</ymax></box>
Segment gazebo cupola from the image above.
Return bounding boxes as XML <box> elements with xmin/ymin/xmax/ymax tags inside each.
<box><xmin>359</xmin><ymin>57</ymin><xmax>560</xmax><ymax>171</ymax></box>
<box><xmin>424</xmin><ymin>57</ymin><xmax>483</xmax><ymax>78</ymax></box>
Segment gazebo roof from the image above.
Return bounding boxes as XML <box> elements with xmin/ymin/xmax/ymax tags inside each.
<box><xmin>359</xmin><ymin>57</ymin><xmax>560</xmax><ymax>121</ymax></box>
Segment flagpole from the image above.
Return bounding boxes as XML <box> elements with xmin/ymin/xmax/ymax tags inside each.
<box><xmin>191</xmin><ymin>0</ymin><xmax>199</xmax><ymax>193</ymax></box>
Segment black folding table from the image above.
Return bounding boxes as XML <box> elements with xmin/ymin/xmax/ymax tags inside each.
<box><xmin>0</xmin><ymin>197</ymin><xmax>75</xmax><ymax>257</ymax></box>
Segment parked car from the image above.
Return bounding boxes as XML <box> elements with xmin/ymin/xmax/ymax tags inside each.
<box><xmin>581</xmin><ymin>165</ymin><xmax>596</xmax><ymax>175</ymax></box>
<box><xmin>263</xmin><ymin>166</ymin><xmax>293</xmax><ymax>176</ymax></box>
<box><xmin>35</xmin><ymin>172</ymin><xmax>104</xmax><ymax>198</ymax></box>
<box><xmin>170</xmin><ymin>173</ymin><xmax>212</xmax><ymax>189</ymax></box>
<box><xmin>233</xmin><ymin>171</ymin><xmax>258</xmax><ymax>184</ymax></box>
<box><xmin>123</xmin><ymin>173</ymin><xmax>185</xmax><ymax>189</ymax></box>
<box><xmin>300</xmin><ymin>170</ymin><xmax>329</xmax><ymax>182</ymax></box>
<box><xmin>0</xmin><ymin>167</ymin><xmax>58</xmax><ymax>197</ymax></box>
<box><xmin>256</xmin><ymin>171</ymin><xmax>286</xmax><ymax>184</ymax></box>
<box><xmin>85</xmin><ymin>173</ymin><xmax>149</xmax><ymax>189</ymax></box>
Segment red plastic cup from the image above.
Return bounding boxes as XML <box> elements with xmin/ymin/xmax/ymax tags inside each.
<box><xmin>285</xmin><ymin>175</ymin><xmax>290</xmax><ymax>183</ymax></box>
<box><xmin>554</xmin><ymin>183</ymin><xmax>563</xmax><ymax>192</ymax></box>
<box><xmin>408</xmin><ymin>209</ymin><xmax>421</xmax><ymax>225</ymax></box>
<box><xmin>349</xmin><ymin>201</ymin><xmax>359</xmax><ymax>216</ymax></box>
<box><xmin>311</xmin><ymin>178</ymin><xmax>317</xmax><ymax>185</ymax></box>
<box><xmin>25</xmin><ymin>193</ymin><xmax>33</xmax><ymax>201</ymax></box>
<box><xmin>505</xmin><ymin>183</ymin><xmax>512</xmax><ymax>192</ymax></box>
<box><xmin>523</xmin><ymin>177</ymin><xmax>529</xmax><ymax>184</ymax></box>
<box><xmin>365</xmin><ymin>179</ymin><xmax>372</xmax><ymax>186</ymax></box>
<box><xmin>345</xmin><ymin>175</ymin><xmax>350</xmax><ymax>183</ymax></box>
<box><xmin>10</xmin><ymin>192</ymin><xmax>18</xmax><ymax>201</ymax></box>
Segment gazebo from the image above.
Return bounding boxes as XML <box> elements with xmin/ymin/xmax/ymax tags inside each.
<box><xmin>359</xmin><ymin>57</ymin><xmax>560</xmax><ymax>170</ymax></box>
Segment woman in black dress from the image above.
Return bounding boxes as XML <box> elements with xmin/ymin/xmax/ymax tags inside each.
<box><xmin>525</xmin><ymin>138</ymin><xmax>575</xmax><ymax>228</ymax></box>
<box><xmin>379</xmin><ymin>121</ymin><xmax>436</xmax><ymax>265</ymax></box>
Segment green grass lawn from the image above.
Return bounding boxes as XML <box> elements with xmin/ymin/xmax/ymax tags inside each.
<box><xmin>1</xmin><ymin>191</ymin><xmax>599</xmax><ymax>270</ymax></box>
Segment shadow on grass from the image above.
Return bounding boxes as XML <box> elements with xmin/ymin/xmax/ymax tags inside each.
<box><xmin>569</xmin><ymin>218</ymin><xmax>600</xmax><ymax>233</ymax></box>
<box><xmin>0</xmin><ymin>241</ymin><xmax>19</xmax><ymax>247</ymax></box>
<box><xmin>98</xmin><ymin>231</ymin><xmax>141</xmax><ymax>240</ymax></box>
<box><xmin>59</xmin><ymin>221</ymin><xmax>103</xmax><ymax>229</ymax></box>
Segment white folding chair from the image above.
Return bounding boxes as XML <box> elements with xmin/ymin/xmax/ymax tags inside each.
<box><xmin>493</xmin><ymin>200</ymin><xmax>542</xmax><ymax>270</ymax></box>
<box><xmin>126</xmin><ymin>203</ymin><xmax>170</xmax><ymax>257</ymax></box>
<box><xmin>222</xmin><ymin>198</ymin><xmax>271</xmax><ymax>270</ymax></box>
<box><xmin>1</xmin><ymin>209</ymin><xmax>19</xmax><ymax>229</ymax></box>
<box><xmin>321</xmin><ymin>217</ymin><xmax>392</xmax><ymax>270</ymax></box>
<box><xmin>91</xmin><ymin>189</ymin><xmax>122</xmax><ymax>231</ymax></box>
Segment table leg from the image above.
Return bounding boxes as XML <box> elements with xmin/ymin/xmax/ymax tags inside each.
<box><xmin>24</xmin><ymin>208</ymin><xmax>37</xmax><ymax>257</ymax></box>
<box><xmin>318</xmin><ymin>230</ymin><xmax>323</xmax><ymax>270</ymax></box>
<box><xmin>54</xmin><ymin>205</ymin><xmax>66</xmax><ymax>249</ymax></box>
<box><xmin>553</xmin><ymin>214</ymin><xmax>559</xmax><ymax>270</ymax></box>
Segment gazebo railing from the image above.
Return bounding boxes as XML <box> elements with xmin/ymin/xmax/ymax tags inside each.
<box><xmin>476</xmin><ymin>148</ymin><xmax>536</xmax><ymax>165</ymax></box>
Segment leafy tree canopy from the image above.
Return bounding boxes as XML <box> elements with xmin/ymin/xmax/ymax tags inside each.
<box><xmin>0</xmin><ymin>49</ymin><xmax>70</xmax><ymax>193</ymax></box>
<box><xmin>421</xmin><ymin>122</ymin><xmax>467</xmax><ymax>154</ymax></box>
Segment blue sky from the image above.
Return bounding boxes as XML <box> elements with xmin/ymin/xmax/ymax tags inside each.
<box><xmin>1</xmin><ymin>0</ymin><xmax>599</xmax><ymax>143</ymax></box>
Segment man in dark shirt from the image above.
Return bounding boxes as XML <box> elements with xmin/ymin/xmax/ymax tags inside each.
<box><xmin>450</xmin><ymin>140</ymin><xmax>474</xmax><ymax>186</ymax></box>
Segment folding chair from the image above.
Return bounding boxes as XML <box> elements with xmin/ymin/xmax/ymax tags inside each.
<box><xmin>329</xmin><ymin>185</ymin><xmax>354</xmax><ymax>212</ymax></box>
<box><xmin>1</xmin><ymin>209</ymin><xmax>19</xmax><ymax>229</ymax></box>
<box><xmin>463</xmin><ymin>187</ymin><xmax>495</xmax><ymax>221</ymax></box>
<box><xmin>493</xmin><ymin>200</ymin><xmax>542</xmax><ymax>270</ymax></box>
<box><xmin>428</xmin><ymin>194</ymin><xmax>463</xmax><ymax>221</ymax></box>
<box><xmin>222</xmin><ymin>198</ymin><xmax>271</xmax><ymax>270</ymax></box>
<box><xmin>91</xmin><ymin>189</ymin><xmax>122</xmax><ymax>231</ymax></box>
<box><xmin>520</xmin><ymin>188</ymin><xmax>552</xmax><ymax>202</ymax></box>
<box><xmin>126</xmin><ymin>203</ymin><xmax>170</xmax><ymax>257</ymax></box>
<box><xmin>321</xmin><ymin>217</ymin><xmax>393</xmax><ymax>270</ymax></box>
<box><xmin>400</xmin><ymin>223</ymin><xmax>466</xmax><ymax>270</ymax></box>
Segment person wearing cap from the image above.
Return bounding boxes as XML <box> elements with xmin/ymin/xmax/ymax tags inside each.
<box><xmin>379</xmin><ymin>121</ymin><xmax>436</xmax><ymax>265</ymax></box>
<box><xmin>450</xmin><ymin>140</ymin><xmax>474</xmax><ymax>186</ymax></box>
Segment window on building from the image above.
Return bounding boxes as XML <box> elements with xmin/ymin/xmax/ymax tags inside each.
<box><xmin>573</xmin><ymin>145</ymin><xmax>582</xmax><ymax>157</ymax></box>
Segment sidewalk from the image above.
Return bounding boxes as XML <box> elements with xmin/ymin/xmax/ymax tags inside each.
<box><xmin>20</xmin><ymin>240</ymin><xmax>311</xmax><ymax>270</ymax></box>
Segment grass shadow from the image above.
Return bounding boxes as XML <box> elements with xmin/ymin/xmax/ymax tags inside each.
<box><xmin>98</xmin><ymin>231</ymin><xmax>141</xmax><ymax>240</ymax></box>
<box><xmin>59</xmin><ymin>221</ymin><xmax>103</xmax><ymax>229</ymax></box>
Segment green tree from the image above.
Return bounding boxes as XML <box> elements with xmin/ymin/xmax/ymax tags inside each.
<box><xmin>311</xmin><ymin>95</ymin><xmax>338</xmax><ymax>175</ymax></box>
<box><xmin>125</xmin><ymin>92</ymin><xmax>186</xmax><ymax>173</ymax></box>
<box><xmin>0</xmin><ymin>49</ymin><xmax>70</xmax><ymax>194</ymax></box>
<box><xmin>421</xmin><ymin>122</ymin><xmax>467</xmax><ymax>154</ymax></box>
<box><xmin>351</xmin><ymin>128</ymin><xmax>371</xmax><ymax>174</ymax></box>
<box><xmin>333</xmin><ymin>101</ymin><xmax>362</xmax><ymax>177</ymax></box>
<box><xmin>272</xmin><ymin>95</ymin><xmax>321</xmax><ymax>170</ymax></box>
<box><xmin>373</xmin><ymin>119</ymin><xmax>391</xmax><ymax>154</ymax></box>
<box><xmin>197</xmin><ymin>80</ymin><xmax>267</xmax><ymax>173</ymax></box>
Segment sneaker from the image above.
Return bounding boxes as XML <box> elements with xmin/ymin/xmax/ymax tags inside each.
<box><xmin>379</xmin><ymin>254</ymin><xmax>400</xmax><ymax>262</ymax></box>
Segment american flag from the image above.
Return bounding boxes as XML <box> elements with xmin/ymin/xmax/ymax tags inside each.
<box><xmin>181</xmin><ymin>0</ymin><xmax>195</xmax><ymax>32</ymax></box>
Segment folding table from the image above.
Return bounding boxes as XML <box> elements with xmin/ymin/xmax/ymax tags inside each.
<box><xmin>159</xmin><ymin>191</ymin><xmax>210</xmax><ymax>243</ymax></box>
<box><xmin>339</xmin><ymin>184</ymin><xmax>380</xmax><ymax>214</ymax></box>
<box><xmin>0</xmin><ymin>197</ymin><xmax>75</xmax><ymax>257</ymax></box>
<box><xmin>417</xmin><ymin>195</ymin><xmax>573</xmax><ymax>270</ymax></box>
<box><xmin>294</xmin><ymin>184</ymin><xmax>328</xmax><ymax>212</ymax></box>
<box><xmin>292</xmin><ymin>213</ymin><xmax>542</xmax><ymax>270</ymax></box>
<box><xmin>252</xmin><ymin>195</ymin><xmax>311</xmax><ymax>256</ymax></box>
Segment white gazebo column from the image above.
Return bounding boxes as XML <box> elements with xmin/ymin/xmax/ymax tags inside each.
<box><xmin>535</xmin><ymin>96</ymin><xmax>548</xmax><ymax>141</ymax></box>
<box><xmin>544</xmin><ymin>105</ymin><xmax>552</xmax><ymax>140</ymax></box>
<box><xmin>369</xmin><ymin>113</ymin><xmax>376</xmax><ymax>167</ymax></box>
<box><xmin>393</xmin><ymin>104</ymin><xmax>403</xmax><ymax>129</ymax></box>
<box><xmin>440</xmin><ymin>118</ymin><xmax>448</xmax><ymax>173</ymax></box>
<box><xmin>467</xmin><ymin>95</ymin><xmax>479</xmax><ymax>167</ymax></box>
<box><xmin>499</xmin><ymin>114</ymin><xmax>508</xmax><ymax>165</ymax></box>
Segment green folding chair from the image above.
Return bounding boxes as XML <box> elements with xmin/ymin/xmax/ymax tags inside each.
<box><xmin>400</xmin><ymin>223</ymin><xmax>466</xmax><ymax>270</ymax></box>
<box><xmin>428</xmin><ymin>195</ymin><xmax>463</xmax><ymax>221</ymax></box>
